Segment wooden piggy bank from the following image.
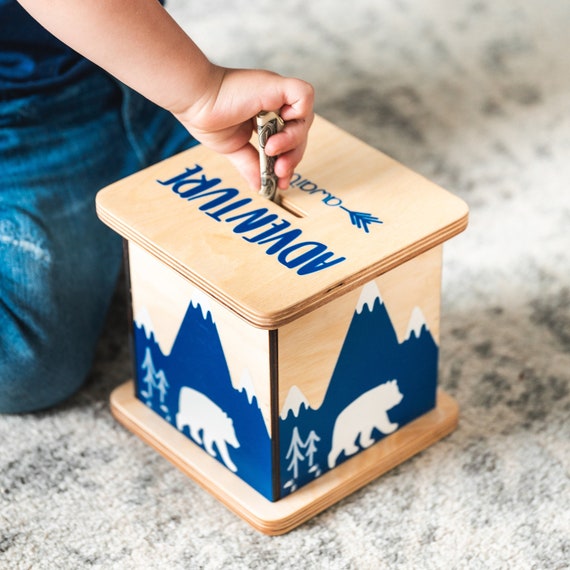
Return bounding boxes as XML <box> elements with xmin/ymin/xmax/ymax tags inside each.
<box><xmin>96</xmin><ymin>115</ymin><xmax>468</xmax><ymax>534</ymax></box>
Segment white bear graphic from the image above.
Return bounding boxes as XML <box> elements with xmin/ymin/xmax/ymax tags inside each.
<box><xmin>327</xmin><ymin>379</ymin><xmax>403</xmax><ymax>469</ymax></box>
<box><xmin>176</xmin><ymin>387</ymin><xmax>240</xmax><ymax>472</ymax></box>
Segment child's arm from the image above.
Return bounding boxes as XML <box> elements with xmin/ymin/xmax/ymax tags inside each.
<box><xmin>17</xmin><ymin>0</ymin><xmax>314</xmax><ymax>190</ymax></box>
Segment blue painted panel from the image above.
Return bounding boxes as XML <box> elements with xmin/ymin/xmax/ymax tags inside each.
<box><xmin>133</xmin><ymin>302</ymin><xmax>273</xmax><ymax>501</ymax></box>
<box><xmin>279</xmin><ymin>297</ymin><xmax>438</xmax><ymax>497</ymax></box>
<box><xmin>131</xmin><ymin>285</ymin><xmax>438</xmax><ymax>502</ymax></box>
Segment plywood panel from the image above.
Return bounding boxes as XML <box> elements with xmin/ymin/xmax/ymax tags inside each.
<box><xmin>129</xmin><ymin>242</ymin><xmax>272</xmax><ymax>433</ymax></box>
<box><xmin>97</xmin><ymin>115</ymin><xmax>468</xmax><ymax>328</ymax></box>
<box><xmin>278</xmin><ymin>247</ymin><xmax>443</xmax><ymax>414</ymax></box>
<box><xmin>376</xmin><ymin>246</ymin><xmax>443</xmax><ymax>343</ymax></box>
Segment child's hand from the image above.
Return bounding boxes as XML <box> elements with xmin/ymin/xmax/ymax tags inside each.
<box><xmin>173</xmin><ymin>66</ymin><xmax>314</xmax><ymax>191</ymax></box>
<box><xmin>17</xmin><ymin>1</ymin><xmax>314</xmax><ymax>191</ymax></box>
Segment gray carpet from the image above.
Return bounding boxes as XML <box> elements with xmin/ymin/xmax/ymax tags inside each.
<box><xmin>1</xmin><ymin>1</ymin><xmax>569</xmax><ymax>568</ymax></box>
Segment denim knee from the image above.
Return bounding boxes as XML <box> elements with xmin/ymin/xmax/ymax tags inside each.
<box><xmin>0</xmin><ymin>237</ymin><xmax>122</xmax><ymax>414</ymax></box>
<box><xmin>0</xmin><ymin>209</ymin><xmax>122</xmax><ymax>414</ymax></box>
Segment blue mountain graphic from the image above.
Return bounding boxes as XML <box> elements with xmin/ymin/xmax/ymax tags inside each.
<box><xmin>132</xmin><ymin>294</ymin><xmax>439</xmax><ymax>501</ymax></box>
<box><xmin>279</xmin><ymin>297</ymin><xmax>438</xmax><ymax>496</ymax></box>
<box><xmin>133</xmin><ymin>302</ymin><xmax>273</xmax><ymax>500</ymax></box>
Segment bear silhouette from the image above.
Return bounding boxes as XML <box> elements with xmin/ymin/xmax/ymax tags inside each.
<box><xmin>176</xmin><ymin>387</ymin><xmax>240</xmax><ymax>472</ymax></box>
<box><xmin>327</xmin><ymin>379</ymin><xmax>403</xmax><ymax>469</ymax></box>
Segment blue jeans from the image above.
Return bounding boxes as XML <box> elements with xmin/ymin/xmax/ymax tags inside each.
<box><xmin>0</xmin><ymin>69</ymin><xmax>197</xmax><ymax>413</ymax></box>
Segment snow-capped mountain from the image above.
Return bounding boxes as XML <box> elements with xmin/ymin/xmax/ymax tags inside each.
<box><xmin>405</xmin><ymin>306</ymin><xmax>429</xmax><ymax>339</ymax></box>
<box><xmin>279</xmin><ymin>282</ymin><xmax>439</xmax><ymax>497</ymax></box>
<box><xmin>134</xmin><ymin>306</ymin><xmax>155</xmax><ymax>340</ymax></box>
<box><xmin>280</xmin><ymin>385</ymin><xmax>310</xmax><ymax>420</ymax></box>
<box><xmin>356</xmin><ymin>280</ymin><xmax>383</xmax><ymax>314</ymax></box>
<box><xmin>134</xmin><ymin>297</ymin><xmax>274</xmax><ymax>500</ymax></box>
<box><xmin>237</xmin><ymin>368</ymin><xmax>256</xmax><ymax>405</ymax></box>
<box><xmin>237</xmin><ymin>368</ymin><xmax>271</xmax><ymax>436</ymax></box>
<box><xmin>189</xmin><ymin>288</ymin><xmax>214</xmax><ymax>321</ymax></box>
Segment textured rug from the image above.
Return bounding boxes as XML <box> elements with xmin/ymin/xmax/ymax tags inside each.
<box><xmin>1</xmin><ymin>1</ymin><xmax>569</xmax><ymax>568</ymax></box>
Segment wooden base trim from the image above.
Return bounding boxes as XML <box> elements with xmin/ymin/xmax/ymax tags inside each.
<box><xmin>110</xmin><ymin>381</ymin><xmax>459</xmax><ymax>535</ymax></box>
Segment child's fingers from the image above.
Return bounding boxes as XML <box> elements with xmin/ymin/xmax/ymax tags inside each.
<box><xmin>279</xmin><ymin>79</ymin><xmax>315</xmax><ymax>121</ymax></box>
<box><xmin>267</xmin><ymin>114</ymin><xmax>313</xmax><ymax>189</ymax></box>
<box><xmin>274</xmin><ymin>144</ymin><xmax>308</xmax><ymax>189</ymax></box>
<box><xmin>224</xmin><ymin>142</ymin><xmax>261</xmax><ymax>190</ymax></box>
<box><xmin>264</xmin><ymin>115</ymin><xmax>313</xmax><ymax>158</ymax></box>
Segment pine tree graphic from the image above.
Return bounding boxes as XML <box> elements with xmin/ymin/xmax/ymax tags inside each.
<box><xmin>285</xmin><ymin>426</ymin><xmax>305</xmax><ymax>479</ymax></box>
<box><xmin>140</xmin><ymin>347</ymin><xmax>156</xmax><ymax>399</ymax></box>
<box><xmin>155</xmin><ymin>369</ymin><xmax>169</xmax><ymax>404</ymax></box>
<box><xmin>283</xmin><ymin>427</ymin><xmax>322</xmax><ymax>491</ymax></box>
<box><xmin>304</xmin><ymin>431</ymin><xmax>320</xmax><ymax>468</ymax></box>
<box><xmin>140</xmin><ymin>347</ymin><xmax>171</xmax><ymax>419</ymax></box>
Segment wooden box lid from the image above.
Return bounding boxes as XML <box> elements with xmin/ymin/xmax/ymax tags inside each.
<box><xmin>96</xmin><ymin>115</ymin><xmax>468</xmax><ymax>328</ymax></box>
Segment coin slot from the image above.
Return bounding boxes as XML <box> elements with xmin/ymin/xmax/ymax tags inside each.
<box><xmin>278</xmin><ymin>198</ymin><xmax>307</xmax><ymax>218</ymax></box>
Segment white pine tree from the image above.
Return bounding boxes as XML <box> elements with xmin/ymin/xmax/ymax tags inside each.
<box><xmin>285</xmin><ymin>426</ymin><xmax>305</xmax><ymax>479</ymax></box>
<box><xmin>303</xmin><ymin>430</ymin><xmax>321</xmax><ymax>467</ymax></box>
<box><xmin>140</xmin><ymin>348</ymin><xmax>156</xmax><ymax>398</ymax></box>
<box><xmin>154</xmin><ymin>369</ymin><xmax>169</xmax><ymax>404</ymax></box>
